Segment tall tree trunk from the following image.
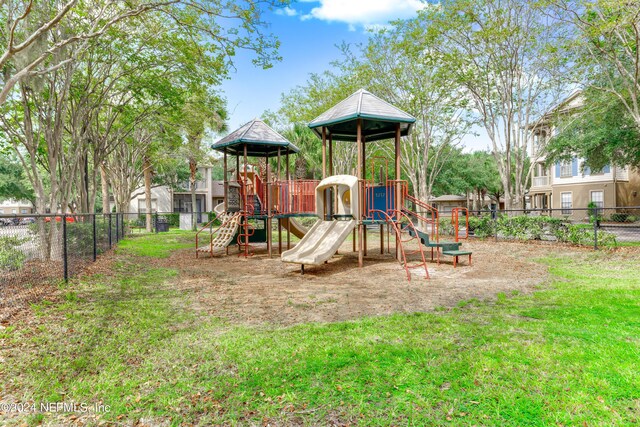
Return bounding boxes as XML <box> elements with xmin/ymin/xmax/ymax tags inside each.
<box><xmin>143</xmin><ymin>154</ymin><xmax>153</xmax><ymax>232</ymax></box>
<box><xmin>101</xmin><ymin>162</ymin><xmax>110</xmax><ymax>214</ymax></box>
<box><xmin>190</xmin><ymin>158</ymin><xmax>197</xmax><ymax>231</ymax></box>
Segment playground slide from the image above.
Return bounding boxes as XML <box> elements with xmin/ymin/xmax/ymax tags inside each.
<box><xmin>280</xmin><ymin>217</ymin><xmax>309</xmax><ymax>239</ymax></box>
<box><xmin>281</xmin><ymin>220</ymin><xmax>355</xmax><ymax>265</ymax></box>
<box><xmin>209</xmin><ymin>212</ymin><xmax>242</xmax><ymax>254</ymax></box>
<box><xmin>213</xmin><ymin>202</ymin><xmax>225</xmax><ymax>217</ymax></box>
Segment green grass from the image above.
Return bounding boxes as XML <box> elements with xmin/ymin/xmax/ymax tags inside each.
<box><xmin>1</xmin><ymin>237</ymin><xmax>640</xmax><ymax>426</ymax></box>
<box><xmin>116</xmin><ymin>230</ymin><xmax>195</xmax><ymax>257</ymax></box>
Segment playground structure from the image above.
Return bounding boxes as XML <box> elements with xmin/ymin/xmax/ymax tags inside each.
<box><xmin>199</xmin><ymin>90</ymin><xmax>471</xmax><ymax>280</ymax></box>
<box><xmin>195</xmin><ymin>203</ymin><xmax>241</xmax><ymax>258</ymax></box>
<box><xmin>197</xmin><ymin>118</ymin><xmax>318</xmax><ymax>258</ymax></box>
<box><xmin>281</xmin><ymin>175</ymin><xmax>358</xmax><ymax>271</ymax></box>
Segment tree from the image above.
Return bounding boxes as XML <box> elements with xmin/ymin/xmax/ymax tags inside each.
<box><xmin>546</xmin><ymin>1</ymin><xmax>640</xmax><ymax>168</ymax></box>
<box><xmin>272</xmin><ymin>69</ymin><xmax>361</xmax><ymax>178</ymax></box>
<box><xmin>438</xmin><ymin>150</ymin><xmax>503</xmax><ymax>211</ymax></box>
<box><xmin>546</xmin><ymin>87</ymin><xmax>640</xmax><ymax>169</ymax></box>
<box><xmin>340</xmin><ymin>19</ymin><xmax>474</xmax><ymax>206</ymax></box>
<box><xmin>0</xmin><ymin>0</ymin><xmax>285</xmax><ymax>105</ymax></box>
<box><xmin>280</xmin><ymin>124</ymin><xmax>323</xmax><ymax>179</ymax></box>
<box><xmin>550</xmin><ymin>1</ymin><xmax>640</xmax><ymax>130</ymax></box>
<box><xmin>178</xmin><ymin>89</ymin><xmax>227</xmax><ymax>230</ymax></box>
<box><xmin>0</xmin><ymin>0</ymin><xmax>285</xmax><ymax>219</ymax></box>
<box><xmin>0</xmin><ymin>154</ymin><xmax>34</xmax><ymax>202</ymax></box>
<box><xmin>423</xmin><ymin>0</ymin><xmax>567</xmax><ymax>209</ymax></box>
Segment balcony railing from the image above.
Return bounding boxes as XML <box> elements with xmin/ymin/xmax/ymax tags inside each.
<box><xmin>176</xmin><ymin>180</ymin><xmax>208</xmax><ymax>192</ymax></box>
<box><xmin>532</xmin><ymin>176</ymin><xmax>549</xmax><ymax>187</ymax></box>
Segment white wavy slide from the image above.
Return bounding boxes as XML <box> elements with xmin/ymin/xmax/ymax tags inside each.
<box><xmin>281</xmin><ymin>220</ymin><xmax>355</xmax><ymax>266</ymax></box>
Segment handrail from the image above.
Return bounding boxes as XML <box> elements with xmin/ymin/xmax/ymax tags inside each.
<box><xmin>451</xmin><ymin>207</ymin><xmax>469</xmax><ymax>241</ymax></box>
<box><xmin>271</xmin><ymin>180</ymin><xmax>318</xmax><ymax>215</ymax></box>
<box><xmin>196</xmin><ymin>210</ymin><xmax>222</xmax><ymax>258</ymax></box>
<box><xmin>368</xmin><ymin>208</ymin><xmax>429</xmax><ymax>281</ymax></box>
<box><xmin>386</xmin><ymin>179</ymin><xmax>439</xmax><ymax>242</ymax></box>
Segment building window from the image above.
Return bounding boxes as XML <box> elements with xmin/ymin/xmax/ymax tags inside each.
<box><xmin>138</xmin><ymin>199</ymin><xmax>157</xmax><ymax>213</ymax></box>
<box><xmin>21</xmin><ymin>209</ymin><xmax>27</xmax><ymax>214</ymax></box>
<box><xmin>12</xmin><ymin>209</ymin><xmax>17</xmax><ymax>214</ymax></box>
<box><xmin>560</xmin><ymin>162</ymin><xmax>572</xmax><ymax>177</ymax></box>
<box><xmin>561</xmin><ymin>192</ymin><xmax>572</xmax><ymax>214</ymax></box>
<box><xmin>590</xmin><ymin>191</ymin><xmax>604</xmax><ymax>209</ymax></box>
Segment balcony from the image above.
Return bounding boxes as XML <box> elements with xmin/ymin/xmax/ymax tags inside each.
<box><xmin>532</xmin><ymin>176</ymin><xmax>549</xmax><ymax>187</ymax></box>
<box><xmin>176</xmin><ymin>180</ymin><xmax>209</xmax><ymax>192</ymax></box>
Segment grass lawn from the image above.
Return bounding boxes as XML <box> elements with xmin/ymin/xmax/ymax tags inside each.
<box><xmin>1</xmin><ymin>232</ymin><xmax>639</xmax><ymax>426</ymax></box>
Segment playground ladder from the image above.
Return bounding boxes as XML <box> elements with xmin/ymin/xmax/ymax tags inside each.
<box><xmin>237</xmin><ymin>210</ymin><xmax>256</xmax><ymax>257</ymax></box>
<box><xmin>195</xmin><ymin>210</ymin><xmax>242</xmax><ymax>258</ymax></box>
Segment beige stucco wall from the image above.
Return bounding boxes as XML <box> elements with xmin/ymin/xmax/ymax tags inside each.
<box><xmin>550</xmin><ymin>182</ymin><xmax>616</xmax><ymax>220</ymax></box>
<box><xmin>616</xmin><ymin>168</ymin><xmax>640</xmax><ymax>207</ymax></box>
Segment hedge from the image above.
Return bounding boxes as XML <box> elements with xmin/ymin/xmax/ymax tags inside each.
<box><xmin>467</xmin><ymin>214</ymin><xmax>617</xmax><ymax>246</ymax></box>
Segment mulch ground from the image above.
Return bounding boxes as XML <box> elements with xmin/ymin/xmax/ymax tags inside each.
<box><xmin>150</xmin><ymin>236</ymin><xmax>567</xmax><ymax>326</ymax></box>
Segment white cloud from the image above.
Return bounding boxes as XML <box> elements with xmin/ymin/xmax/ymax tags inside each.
<box><xmin>275</xmin><ymin>6</ymin><xmax>298</xmax><ymax>17</ymax></box>
<box><xmin>301</xmin><ymin>0</ymin><xmax>425</xmax><ymax>28</ymax></box>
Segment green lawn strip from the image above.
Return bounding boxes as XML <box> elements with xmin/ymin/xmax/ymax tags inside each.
<box><xmin>1</xmin><ymin>238</ymin><xmax>639</xmax><ymax>426</ymax></box>
<box><xmin>116</xmin><ymin>230</ymin><xmax>195</xmax><ymax>257</ymax></box>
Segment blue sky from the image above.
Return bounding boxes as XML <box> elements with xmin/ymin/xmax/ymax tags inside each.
<box><xmin>219</xmin><ymin>0</ymin><xmax>491</xmax><ymax>151</ymax></box>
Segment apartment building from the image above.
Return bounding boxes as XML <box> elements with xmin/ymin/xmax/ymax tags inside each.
<box><xmin>0</xmin><ymin>199</ymin><xmax>34</xmax><ymax>215</ymax></box>
<box><xmin>128</xmin><ymin>166</ymin><xmax>225</xmax><ymax>221</ymax></box>
<box><xmin>528</xmin><ymin>91</ymin><xmax>640</xmax><ymax>214</ymax></box>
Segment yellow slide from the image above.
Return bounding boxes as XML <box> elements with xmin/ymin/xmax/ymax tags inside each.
<box><xmin>280</xmin><ymin>217</ymin><xmax>309</xmax><ymax>239</ymax></box>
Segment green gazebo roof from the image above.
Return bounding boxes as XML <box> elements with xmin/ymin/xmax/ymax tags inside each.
<box><xmin>308</xmin><ymin>89</ymin><xmax>416</xmax><ymax>142</ymax></box>
<box><xmin>212</xmin><ymin>119</ymin><xmax>299</xmax><ymax>157</ymax></box>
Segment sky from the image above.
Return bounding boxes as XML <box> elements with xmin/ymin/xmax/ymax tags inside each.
<box><xmin>219</xmin><ymin>0</ymin><xmax>492</xmax><ymax>152</ymax></box>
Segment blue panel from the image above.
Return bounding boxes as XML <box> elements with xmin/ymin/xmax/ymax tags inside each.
<box><xmin>555</xmin><ymin>163</ymin><xmax>561</xmax><ymax>178</ymax></box>
<box><xmin>366</xmin><ymin>185</ymin><xmax>395</xmax><ymax>220</ymax></box>
<box><xmin>603</xmin><ymin>165</ymin><xmax>611</xmax><ymax>173</ymax></box>
<box><xmin>572</xmin><ymin>158</ymin><xmax>578</xmax><ymax>176</ymax></box>
<box><xmin>584</xmin><ymin>166</ymin><xmax>591</xmax><ymax>175</ymax></box>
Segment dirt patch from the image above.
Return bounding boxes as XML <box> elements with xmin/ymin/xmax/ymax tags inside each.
<box><xmin>155</xmin><ymin>235</ymin><xmax>561</xmax><ymax>326</ymax></box>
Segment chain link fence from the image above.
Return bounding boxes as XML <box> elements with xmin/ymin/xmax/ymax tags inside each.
<box><xmin>438</xmin><ymin>206</ymin><xmax>640</xmax><ymax>248</ymax></box>
<box><xmin>0</xmin><ymin>213</ymin><xmax>128</xmax><ymax>321</ymax></box>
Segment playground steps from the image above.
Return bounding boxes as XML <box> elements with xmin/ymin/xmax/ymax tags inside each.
<box><xmin>403</xmin><ymin>226</ymin><xmax>461</xmax><ymax>250</ymax></box>
<box><xmin>441</xmin><ymin>250</ymin><xmax>472</xmax><ymax>268</ymax></box>
<box><xmin>402</xmin><ymin>226</ymin><xmax>471</xmax><ymax>265</ymax></box>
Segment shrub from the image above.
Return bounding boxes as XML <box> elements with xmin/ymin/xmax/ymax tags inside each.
<box><xmin>556</xmin><ymin>224</ymin><xmax>617</xmax><ymax>246</ymax></box>
<box><xmin>467</xmin><ymin>214</ymin><xmax>615</xmax><ymax>246</ymax></box>
<box><xmin>587</xmin><ymin>201</ymin><xmax>604</xmax><ymax>223</ymax></box>
<box><xmin>438</xmin><ymin>218</ymin><xmax>455</xmax><ymax>236</ymax></box>
<box><xmin>468</xmin><ymin>215</ymin><xmax>495</xmax><ymax>238</ymax></box>
<box><xmin>495</xmin><ymin>215</ymin><xmax>565</xmax><ymax>240</ymax></box>
<box><xmin>609</xmin><ymin>213</ymin><xmax>630</xmax><ymax>223</ymax></box>
<box><xmin>0</xmin><ymin>236</ymin><xmax>27</xmax><ymax>271</ymax></box>
<box><xmin>166</xmin><ymin>213</ymin><xmax>180</xmax><ymax>227</ymax></box>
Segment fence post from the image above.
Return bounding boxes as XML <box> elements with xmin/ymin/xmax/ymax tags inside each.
<box><xmin>92</xmin><ymin>214</ymin><xmax>97</xmax><ymax>261</ymax></box>
<box><xmin>116</xmin><ymin>213</ymin><xmax>120</xmax><ymax>243</ymax></box>
<box><xmin>593</xmin><ymin>216</ymin><xmax>598</xmax><ymax>250</ymax></box>
<box><xmin>108</xmin><ymin>213</ymin><xmax>112</xmax><ymax>249</ymax></box>
<box><xmin>62</xmin><ymin>214</ymin><xmax>68</xmax><ymax>283</ymax></box>
<box><xmin>155</xmin><ymin>211</ymin><xmax>159</xmax><ymax>233</ymax></box>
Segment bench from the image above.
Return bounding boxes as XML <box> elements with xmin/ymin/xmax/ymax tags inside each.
<box><xmin>441</xmin><ymin>249</ymin><xmax>472</xmax><ymax>268</ymax></box>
